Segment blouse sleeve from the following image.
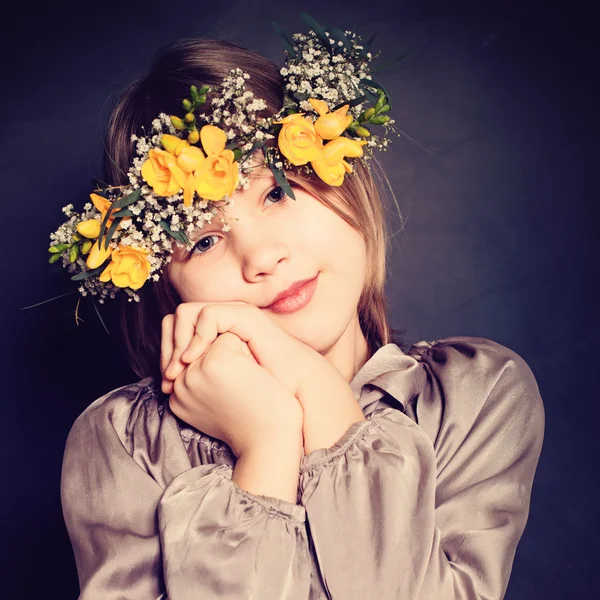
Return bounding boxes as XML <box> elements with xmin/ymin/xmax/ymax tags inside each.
<box><xmin>60</xmin><ymin>386</ymin><xmax>310</xmax><ymax>599</ymax></box>
<box><xmin>297</xmin><ymin>337</ymin><xmax>545</xmax><ymax>600</ymax></box>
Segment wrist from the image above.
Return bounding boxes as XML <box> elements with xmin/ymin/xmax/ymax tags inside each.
<box><xmin>299</xmin><ymin>370</ymin><xmax>365</xmax><ymax>454</ymax></box>
<box><xmin>233</xmin><ymin>435</ymin><xmax>303</xmax><ymax>504</ymax></box>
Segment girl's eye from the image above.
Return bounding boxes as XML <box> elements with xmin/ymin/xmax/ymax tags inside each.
<box><xmin>189</xmin><ymin>185</ymin><xmax>290</xmax><ymax>258</ymax></box>
<box><xmin>264</xmin><ymin>185</ymin><xmax>288</xmax><ymax>206</ymax></box>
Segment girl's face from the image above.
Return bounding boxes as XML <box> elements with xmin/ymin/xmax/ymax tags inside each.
<box><xmin>166</xmin><ymin>165</ymin><xmax>368</xmax><ymax>356</ymax></box>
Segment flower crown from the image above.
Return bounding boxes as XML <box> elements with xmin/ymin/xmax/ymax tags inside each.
<box><xmin>47</xmin><ymin>13</ymin><xmax>403</xmax><ymax>314</ymax></box>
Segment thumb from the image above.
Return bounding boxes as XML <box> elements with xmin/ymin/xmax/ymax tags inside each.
<box><xmin>215</xmin><ymin>331</ymin><xmax>246</xmax><ymax>354</ymax></box>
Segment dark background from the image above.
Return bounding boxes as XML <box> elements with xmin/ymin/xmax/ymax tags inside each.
<box><xmin>1</xmin><ymin>0</ymin><xmax>597</xmax><ymax>597</ymax></box>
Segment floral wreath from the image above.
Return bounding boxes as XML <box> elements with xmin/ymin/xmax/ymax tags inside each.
<box><xmin>46</xmin><ymin>12</ymin><xmax>406</xmax><ymax>324</ymax></box>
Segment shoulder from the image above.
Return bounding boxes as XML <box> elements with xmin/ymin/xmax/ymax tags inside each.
<box><xmin>407</xmin><ymin>335</ymin><xmax>541</xmax><ymax>398</ymax></box>
<box><xmin>65</xmin><ymin>376</ymin><xmax>163</xmax><ymax>452</ymax></box>
<box><xmin>404</xmin><ymin>335</ymin><xmax>544</xmax><ymax>442</ymax></box>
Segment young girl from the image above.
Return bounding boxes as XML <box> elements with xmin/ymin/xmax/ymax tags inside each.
<box><xmin>58</xmin><ymin>25</ymin><xmax>545</xmax><ymax>600</ymax></box>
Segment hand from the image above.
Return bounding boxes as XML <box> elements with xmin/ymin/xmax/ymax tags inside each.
<box><xmin>160</xmin><ymin>301</ymin><xmax>318</xmax><ymax>400</ymax></box>
<box><xmin>160</xmin><ymin>300</ymin><xmax>365</xmax><ymax>454</ymax></box>
<box><xmin>168</xmin><ymin>330</ymin><xmax>303</xmax><ymax>459</ymax></box>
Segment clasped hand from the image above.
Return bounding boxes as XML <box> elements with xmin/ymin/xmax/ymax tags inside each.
<box><xmin>160</xmin><ymin>301</ymin><xmax>360</xmax><ymax>458</ymax></box>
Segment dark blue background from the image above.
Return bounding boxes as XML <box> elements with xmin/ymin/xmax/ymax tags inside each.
<box><xmin>1</xmin><ymin>0</ymin><xmax>596</xmax><ymax>596</ymax></box>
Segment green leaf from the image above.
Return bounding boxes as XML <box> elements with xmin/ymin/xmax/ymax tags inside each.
<box><xmin>91</xmin><ymin>297</ymin><xmax>111</xmax><ymax>335</ymax></box>
<box><xmin>358</xmin><ymin>32</ymin><xmax>377</xmax><ymax>58</ymax></box>
<box><xmin>111</xmin><ymin>188</ymin><xmax>142</xmax><ymax>211</ymax></box>
<box><xmin>111</xmin><ymin>208</ymin><xmax>133</xmax><ymax>218</ymax></box>
<box><xmin>271</xmin><ymin>20</ymin><xmax>297</xmax><ymax>59</ymax></box>
<box><xmin>299</xmin><ymin>12</ymin><xmax>332</xmax><ymax>55</ymax></box>
<box><xmin>371</xmin><ymin>52</ymin><xmax>409</xmax><ymax>73</ymax></box>
<box><xmin>360</xmin><ymin>77</ymin><xmax>393</xmax><ymax>109</ymax></box>
<box><xmin>328</xmin><ymin>26</ymin><xmax>353</xmax><ymax>54</ymax></box>
<box><xmin>282</xmin><ymin>92</ymin><xmax>298</xmax><ymax>111</ymax></box>
<box><xmin>293</xmin><ymin>91</ymin><xmax>310</xmax><ymax>102</ymax></box>
<box><xmin>267</xmin><ymin>151</ymin><xmax>296</xmax><ymax>201</ymax></box>
<box><xmin>160</xmin><ymin>220</ymin><xmax>191</xmax><ymax>246</ymax></box>
<box><xmin>70</xmin><ymin>259</ymin><xmax>111</xmax><ymax>281</ymax></box>
<box><xmin>332</xmin><ymin>94</ymin><xmax>367</xmax><ymax>112</ymax></box>
<box><xmin>96</xmin><ymin>204</ymin><xmax>114</xmax><ymax>251</ymax></box>
<box><xmin>239</xmin><ymin>139</ymin><xmax>266</xmax><ymax>163</ymax></box>
<box><xmin>225</xmin><ymin>140</ymin><xmax>239</xmax><ymax>150</ymax></box>
<box><xmin>103</xmin><ymin>216</ymin><xmax>123</xmax><ymax>250</ymax></box>
<box><xmin>361</xmin><ymin>86</ymin><xmax>379</xmax><ymax>104</ymax></box>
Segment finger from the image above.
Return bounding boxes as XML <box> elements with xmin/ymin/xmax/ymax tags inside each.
<box><xmin>180</xmin><ymin>301</ymin><xmax>250</xmax><ymax>363</ymax></box>
<box><xmin>166</xmin><ymin>305</ymin><xmax>202</xmax><ymax>379</ymax></box>
<box><xmin>161</xmin><ymin>378</ymin><xmax>174</xmax><ymax>395</ymax></box>
<box><xmin>181</xmin><ymin>303</ymin><xmax>250</xmax><ymax>365</ymax></box>
<box><xmin>160</xmin><ymin>314</ymin><xmax>175</xmax><ymax>377</ymax></box>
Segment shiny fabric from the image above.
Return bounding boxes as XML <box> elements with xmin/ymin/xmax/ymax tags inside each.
<box><xmin>60</xmin><ymin>335</ymin><xmax>545</xmax><ymax>599</ymax></box>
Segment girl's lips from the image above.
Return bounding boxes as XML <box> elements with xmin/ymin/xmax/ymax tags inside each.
<box><xmin>267</xmin><ymin>274</ymin><xmax>319</xmax><ymax>314</ymax></box>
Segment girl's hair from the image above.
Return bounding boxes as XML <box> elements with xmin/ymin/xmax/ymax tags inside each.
<box><xmin>103</xmin><ymin>38</ymin><xmax>407</xmax><ymax>382</ymax></box>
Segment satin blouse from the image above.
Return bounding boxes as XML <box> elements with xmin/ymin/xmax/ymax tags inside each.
<box><xmin>60</xmin><ymin>335</ymin><xmax>545</xmax><ymax>599</ymax></box>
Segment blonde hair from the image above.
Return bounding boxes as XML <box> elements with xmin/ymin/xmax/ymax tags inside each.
<box><xmin>102</xmin><ymin>37</ymin><xmax>406</xmax><ymax>381</ymax></box>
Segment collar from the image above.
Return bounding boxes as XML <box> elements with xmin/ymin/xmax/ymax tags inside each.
<box><xmin>350</xmin><ymin>343</ymin><xmax>427</xmax><ymax>417</ymax></box>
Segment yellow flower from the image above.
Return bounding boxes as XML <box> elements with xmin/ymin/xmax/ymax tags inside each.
<box><xmin>142</xmin><ymin>134</ymin><xmax>208</xmax><ymax>205</ymax></box>
<box><xmin>194</xmin><ymin>125</ymin><xmax>239</xmax><ymax>201</ymax></box>
<box><xmin>86</xmin><ymin>239</ymin><xmax>114</xmax><ymax>269</ymax></box>
<box><xmin>308</xmin><ymin>98</ymin><xmax>353</xmax><ymax>140</ymax></box>
<box><xmin>274</xmin><ymin>113</ymin><xmax>323</xmax><ymax>166</ymax></box>
<box><xmin>160</xmin><ymin>134</ymin><xmax>207</xmax><ymax>206</ymax></box>
<box><xmin>141</xmin><ymin>147</ymin><xmax>187</xmax><ymax>197</ymax></box>
<box><xmin>310</xmin><ymin>137</ymin><xmax>368</xmax><ymax>186</ymax></box>
<box><xmin>76</xmin><ymin>193</ymin><xmax>130</xmax><ymax>241</ymax></box>
<box><xmin>98</xmin><ymin>245</ymin><xmax>151</xmax><ymax>290</ymax></box>
<box><xmin>77</xmin><ymin>219</ymin><xmax>101</xmax><ymax>239</ymax></box>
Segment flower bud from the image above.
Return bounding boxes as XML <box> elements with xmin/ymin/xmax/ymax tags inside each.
<box><xmin>81</xmin><ymin>239</ymin><xmax>93</xmax><ymax>254</ymax></box>
<box><xmin>69</xmin><ymin>245</ymin><xmax>79</xmax><ymax>263</ymax></box>
<box><xmin>198</xmin><ymin>85</ymin><xmax>210</xmax><ymax>95</ymax></box>
<box><xmin>369</xmin><ymin>115</ymin><xmax>390</xmax><ymax>125</ymax></box>
<box><xmin>198</xmin><ymin>94</ymin><xmax>207</xmax><ymax>104</ymax></box>
<box><xmin>72</xmin><ymin>232</ymin><xmax>82</xmax><ymax>242</ymax></box>
<box><xmin>184</xmin><ymin>112</ymin><xmax>195</xmax><ymax>124</ymax></box>
<box><xmin>363</xmin><ymin>107</ymin><xmax>375</xmax><ymax>120</ymax></box>
<box><xmin>182</xmin><ymin>99</ymin><xmax>193</xmax><ymax>111</ymax></box>
<box><xmin>49</xmin><ymin>253</ymin><xmax>62</xmax><ymax>264</ymax></box>
<box><xmin>170</xmin><ymin>116</ymin><xmax>186</xmax><ymax>130</ymax></box>
<box><xmin>49</xmin><ymin>243</ymin><xmax>69</xmax><ymax>253</ymax></box>
<box><xmin>187</xmin><ymin>129</ymin><xmax>200</xmax><ymax>144</ymax></box>
<box><xmin>190</xmin><ymin>85</ymin><xmax>199</xmax><ymax>101</ymax></box>
<box><xmin>378</xmin><ymin>104</ymin><xmax>390</xmax><ymax>114</ymax></box>
<box><xmin>354</xmin><ymin>125</ymin><xmax>371</xmax><ymax>138</ymax></box>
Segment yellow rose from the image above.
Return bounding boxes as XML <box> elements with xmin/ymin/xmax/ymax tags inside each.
<box><xmin>194</xmin><ymin>125</ymin><xmax>239</xmax><ymax>201</ymax></box>
<box><xmin>141</xmin><ymin>147</ymin><xmax>187</xmax><ymax>197</ymax></box>
<box><xmin>310</xmin><ymin>136</ymin><xmax>368</xmax><ymax>186</ymax></box>
<box><xmin>308</xmin><ymin>98</ymin><xmax>353</xmax><ymax>140</ymax></box>
<box><xmin>98</xmin><ymin>246</ymin><xmax>151</xmax><ymax>290</ymax></box>
<box><xmin>274</xmin><ymin>113</ymin><xmax>323</xmax><ymax>166</ymax></box>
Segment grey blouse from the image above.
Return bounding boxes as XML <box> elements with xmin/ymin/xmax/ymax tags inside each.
<box><xmin>60</xmin><ymin>335</ymin><xmax>545</xmax><ymax>599</ymax></box>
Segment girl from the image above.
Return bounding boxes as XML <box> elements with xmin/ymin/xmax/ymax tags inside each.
<box><xmin>59</xmin><ymin>31</ymin><xmax>545</xmax><ymax>600</ymax></box>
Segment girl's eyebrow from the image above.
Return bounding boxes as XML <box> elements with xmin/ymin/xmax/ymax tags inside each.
<box><xmin>188</xmin><ymin>171</ymin><xmax>277</xmax><ymax>239</ymax></box>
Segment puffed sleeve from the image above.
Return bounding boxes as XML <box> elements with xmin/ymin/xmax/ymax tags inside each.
<box><xmin>60</xmin><ymin>383</ymin><xmax>310</xmax><ymax>599</ymax></box>
<box><xmin>298</xmin><ymin>336</ymin><xmax>545</xmax><ymax>600</ymax></box>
